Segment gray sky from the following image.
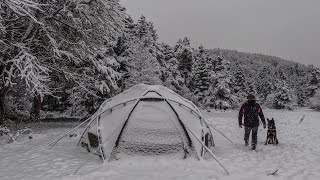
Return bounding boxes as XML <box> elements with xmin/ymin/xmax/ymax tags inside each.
<box><xmin>121</xmin><ymin>0</ymin><xmax>320</xmax><ymax>67</ymax></box>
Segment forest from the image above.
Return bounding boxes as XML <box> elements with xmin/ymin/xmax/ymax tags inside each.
<box><xmin>1</xmin><ymin>0</ymin><xmax>320</xmax><ymax>125</ymax></box>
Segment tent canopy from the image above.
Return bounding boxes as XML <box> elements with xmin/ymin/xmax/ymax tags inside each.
<box><xmin>78</xmin><ymin>84</ymin><xmax>214</xmax><ymax>161</ymax></box>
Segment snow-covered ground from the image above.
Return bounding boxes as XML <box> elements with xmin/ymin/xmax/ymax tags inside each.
<box><xmin>0</xmin><ymin>109</ymin><xmax>319</xmax><ymax>180</ymax></box>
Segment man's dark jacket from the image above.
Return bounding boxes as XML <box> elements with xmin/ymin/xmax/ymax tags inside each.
<box><xmin>238</xmin><ymin>101</ymin><xmax>266</xmax><ymax>127</ymax></box>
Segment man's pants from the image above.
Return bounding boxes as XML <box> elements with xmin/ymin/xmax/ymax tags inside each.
<box><xmin>244</xmin><ymin>126</ymin><xmax>258</xmax><ymax>145</ymax></box>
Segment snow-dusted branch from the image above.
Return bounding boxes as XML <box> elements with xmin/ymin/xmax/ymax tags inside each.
<box><xmin>2</xmin><ymin>0</ymin><xmax>44</xmax><ymax>24</ymax></box>
<box><xmin>8</xmin><ymin>49</ymin><xmax>51</xmax><ymax>97</ymax></box>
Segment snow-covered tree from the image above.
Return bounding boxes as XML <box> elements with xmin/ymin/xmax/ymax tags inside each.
<box><xmin>175</xmin><ymin>37</ymin><xmax>194</xmax><ymax>87</ymax></box>
<box><xmin>0</xmin><ymin>0</ymin><xmax>49</xmax><ymax>123</ymax></box>
<box><xmin>306</xmin><ymin>66</ymin><xmax>320</xmax><ymax>97</ymax></box>
<box><xmin>232</xmin><ymin>65</ymin><xmax>249</xmax><ymax>95</ymax></box>
<box><xmin>296</xmin><ymin>84</ymin><xmax>308</xmax><ymax>107</ymax></box>
<box><xmin>1</xmin><ymin>0</ymin><xmax>129</xmax><ymax>122</ymax></box>
<box><xmin>310</xmin><ymin>89</ymin><xmax>320</xmax><ymax>110</ymax></box>
<box><xmin>119</xmin><ymin>16</ymin><xmax>162</xmax><ymax>89</ymax></box>
<box><xmin>192</xmin><ymin>47</ymin><xmax>213</xmax><ymax>106</ymax></box>
<box><xmin>267</xmin><ymin>80</ymin><xmax>296</xmax><ymax>110</ymax></box>
<box><xmin>210</xmin><ymin>54</ymin><xmax>237</xmax><ymax>109</ymax></box>
<box><xmin>256</xmin><ymin>67</ymin><xmax>275</xmax><ymax>101</ymax></box>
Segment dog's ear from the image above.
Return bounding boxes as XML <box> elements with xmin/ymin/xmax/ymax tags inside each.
<box><xmin>267</xmin><ymin>118</ymin><xmax>270</xmax><ymax>121</ymax></box>
<box><xmin>272</xmin><ymin>118</ymin><xmax>274</xmax><ymax>121</ymax></box>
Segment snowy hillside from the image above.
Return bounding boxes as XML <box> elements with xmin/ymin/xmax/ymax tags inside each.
<box><xmin>0</xmin><ymin>109</ymin><xmax>319</xmax><ymax>180</ymax></box>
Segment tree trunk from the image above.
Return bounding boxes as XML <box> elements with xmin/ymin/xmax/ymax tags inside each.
<box><xmin>0</xmin><ymin>87</ymin><xmax>9</xmax><ymax>125</ymax></box>
<box><xmin>121</xmin><ymin>78</ymin><xmax>125</xmax><ymax>92</ymax></box>
<box><xmin>30</xmin><ymin>94</ymin><xmax>42</xmax><ymax>121</ymax></box>
<box><xmin>0</xmin><ymin>92</ymin><xmax>5</xmax><ymax>125</ymax></box>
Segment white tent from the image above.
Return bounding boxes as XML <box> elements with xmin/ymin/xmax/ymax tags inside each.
<box><xmin>78</xmin><ymin>84</ymin><xmax>214</xmax><ymax>161</ymax></box>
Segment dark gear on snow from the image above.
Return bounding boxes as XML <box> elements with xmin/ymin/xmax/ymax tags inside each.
<box><xmin>247</xmin><ymin>94</ymin><xmax>256</xmax><ymax>101</ymax></box>
<box><xmin>238</xmin><ymin>100</ymin><xmax>266</xmax><ymax>127</ymax></box>
<box><xmin>238</xmin><ymin>97</ymin><xmax>266</xmax><ymax>148</ymax></box>
<box><xmin>245</xmin><ymin>126</ymin><xmax>258</xmax><ymax>145</ymax></box>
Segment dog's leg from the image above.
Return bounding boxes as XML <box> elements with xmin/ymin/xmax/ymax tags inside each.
<box><xmin>275</xmin><ymin>132</ymin><xmax>278</xmax><ymax>145</ymax></box>
<box><xmin>267</xmin><ymin>138</ymin><xmax>271</xmax><ymax>144</ymax></box>
<box><xmin>265</xmin><ymin>133</ymin><xmax>268</xmax><ymax>145</ymax></box>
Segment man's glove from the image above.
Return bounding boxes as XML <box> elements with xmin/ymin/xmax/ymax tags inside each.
<box><xmin>263</xmin><ymin>123</ymin><xmax>266</xmax><ymax>129</ymax></box>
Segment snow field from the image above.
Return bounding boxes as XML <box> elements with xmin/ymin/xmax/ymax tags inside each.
<box><xmin>0</xmin><ymin>109</ymin><xmax>319</xmax><ymax>180</ymax></box>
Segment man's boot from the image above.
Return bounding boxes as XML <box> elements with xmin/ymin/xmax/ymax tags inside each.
<box><xmin>251</xmin><ymin>144</ymin><xmax>256</xmax><ymax>150</ymax></box>
<box><xmin>245</xmin><ymin>140</ymin><xmax>248</xmax><ymax>146</ymax></box>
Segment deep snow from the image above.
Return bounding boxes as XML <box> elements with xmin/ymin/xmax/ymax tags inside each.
<box><xmin>0</xmin><ymin>109</ymin><xmax>319</xmax><ymax>180</ymax></box>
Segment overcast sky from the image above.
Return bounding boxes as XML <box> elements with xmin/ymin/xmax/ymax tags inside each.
<box><xmin>121</xmin><ymin>0</ymin><xmax>320</xmax><ymax>67</ymax></box>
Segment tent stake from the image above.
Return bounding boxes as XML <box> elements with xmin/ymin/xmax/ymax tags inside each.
<box><xmin>203</xmin><ymin>119</ymin><xmax>234</xmax><ymax>144</ymax></box>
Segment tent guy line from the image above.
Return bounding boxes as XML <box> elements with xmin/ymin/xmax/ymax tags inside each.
<box><xmin>73</xmin><ymin>123</ymin><xmax>125</xmax><ymax>175</ymax></box>
<box><xmin>203</xmin><ymin>119</ymin><xmax>234</xmax><ymax>144</ymax></box>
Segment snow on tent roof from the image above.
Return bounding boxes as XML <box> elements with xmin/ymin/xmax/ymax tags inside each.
<box><xmin>96</xmin><ymin>84</ymin><xmax>200</xmax><ymax>115</ymax></box>
<box><xmin>78</xmin><ymin>84</ymin><xmax>214</xmax><ymax>162</ymax></box>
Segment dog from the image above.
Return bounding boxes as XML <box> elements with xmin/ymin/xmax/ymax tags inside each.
<box><xmin>265</xmin><ymin>118</ymin><xmax>279</xmax><ymax>145</ymax></box>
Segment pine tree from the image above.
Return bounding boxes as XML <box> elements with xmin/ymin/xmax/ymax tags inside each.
<box><xmin>135</xmin><ymin>15</ymin><xmax>148</xmax><ymax>39</ymax></box>
<box><xmin>174</xmin><ymin>37</ymin><xmax>194</xmax><ymax>87</ymax></box>
<box><xmin>210</xmin><ymin>54</ymin><xmax>237</xmax><ymax>109</ymax></box>
<box><xmin>193</xmin><ymin>47</ymin><xmax>212</xmax><ymax>106</ymax></box>
<box><xmin>256</xmin><ymin>67</ymin><xmax>275</xmax><ymax>101</ymax></box>
<box><xmin>119</xmin><ymin>15</ymin><xmax>163</xmax><ymax>88</ymax></box>
<box><xmin>296</xmin><ymin>85</ymin><xmax>308</xmax><ymax>107</ymax></box>
<box><xmin>306</xmin><ymin>66</ymin><xmax>320</xmax><ymax>97</ymax></box>
<box><xmin>233</xmin><ymin>66</ymin><xmax>248</xmax><ymax>94</ymax></box>
<box><xmin>272</xmin><ymin>80</ymin><xmax>295</xmax><ymax>110</ymax></box>
<box><xmin>310</xmin><ymin>89</ymin><xmax>320</xmax><ymax>110</ymax></box>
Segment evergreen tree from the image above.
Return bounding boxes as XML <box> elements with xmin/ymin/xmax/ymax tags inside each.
<box><xmin>306</xmin><ymin>66</ymin><xmax>320</xmax><ymax>97</ymax></box>
<box><xmin>193</xmin><ymin>47</ymin><xmax>212</xmax><ymax>106</ymax></box>
<box><xmin>233</xmin><ymin>66</ymin><xmax>248</xmax><ymax>95</ymax></box>
<box><xmin>296</xmin><ymin>85</ymin><xmax>308</xmax><ymax>107</ymax></box>
<box><xmin>256</xmin><ymin>67</ymin><xmax>275</xmax><ymax>101</ymax></box>
<box><xmin>210</xmin><ymin>55</ymin><xmax>237</xmax><ymax>109</ymax></box>
<box><xmin>119</xmin><ymin>15</ymin><xmax>162</xmax><ymax>88</ymax></box>
<box><xmin>310</xmin><ymin>89</ymin><xmax>320</xmax><ymax>110</ymax></box>
<box><xmin>174</xmin><ymin>37</ymin><xmax>194</xmax><ymax>87</ymax></box>
<box><xmin>271</xmin><ymin>80</ymin><xmax>295</xmax><ymax>110</ymax></box>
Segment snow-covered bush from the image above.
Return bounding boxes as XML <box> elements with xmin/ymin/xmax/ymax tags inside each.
<box><xmin>265</xmin><ymin>81</ymin><xmax>297</xmax><ymax>110</ymax></box>
<box><xmin>0</xmin><ymin>125</ymin><xmax>32</xmax><ymax>143</ymax></box>
<box><xmin>0</xmin><ymin>126</ymin><xmax>10</xmax><ymax>136</ymax></box>
<box><xmin>7</xmin><ymin>127</ymin><xmax>33</xmax><ymax>143</ymax></box>
<box><xmin>310</xmin><ymin>90</ymin><xmax>320</xmax><ymax>111</ymax></box>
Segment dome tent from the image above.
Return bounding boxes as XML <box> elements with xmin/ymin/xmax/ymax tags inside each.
<box><xmin>78</xmin><ymin>84</ymin><xmax>214</xmax><ymax>161</ymax></box>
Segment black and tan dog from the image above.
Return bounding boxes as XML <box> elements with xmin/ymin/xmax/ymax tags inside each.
<box><xmin>265</xmin><ymin>118</ymin><xmax>279</xmax><ymax>145</ymax></box>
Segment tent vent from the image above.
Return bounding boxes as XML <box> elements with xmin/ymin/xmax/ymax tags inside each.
<box><xmin>88</xmin><ymin>132</ymin><xmax>99</xmax><ymax>148</ymax></box>
<box><xmin>140</xmin><ymin>98</ymin><xmax>164</xmax><ymax>102</ymax></box>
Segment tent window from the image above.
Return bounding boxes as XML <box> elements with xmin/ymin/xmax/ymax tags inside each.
<box><xmin>88</xmin><ymin>132</ymin><xmax>99</xmax><ymax>148</ymax></box>
<box><xmin>140</xmin><ymin>98</ymin><xmax>164</xmax><ymax>102</ymax></box>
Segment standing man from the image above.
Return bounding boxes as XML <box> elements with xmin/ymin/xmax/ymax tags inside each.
<box><xmin>238</xmin><ymin>94</ymin><xmax>266</xmax><ymax>150</ymax></box>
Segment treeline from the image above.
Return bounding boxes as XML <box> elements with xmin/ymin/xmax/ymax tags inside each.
<box><xmin>1</xmin><ymin>0</ymin><xmax>319</xmax><ymax>124</ymax></box>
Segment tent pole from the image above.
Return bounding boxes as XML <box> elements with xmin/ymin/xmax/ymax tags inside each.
<box><xmin>182</xmin><ymin>123</ymin><xmax>230</xmax><ymax>175</ymax></box>
<box><xmin>203</xmin><ymin>119</ymin><xmax>234</xmax><ymax>144</ymax></box>
<box><xmin>48</xmin><ymin>117</ymin><xmax>91</xmax><ymax>149</ymax></box>
<box><xmin>73</xmin><ymin>123</ymin><xmax>125</xmax><ymax>175</ymax></box>
<box><xmin>74</xmin><ymin>98</ymin><xmax>143</xmax><ymax>175</ymax></box>
<box><xmin>49</xmin><ymin>99</ymin><xmax>139</xmax><ymax>149</ymax></box>
<box><xmin>164</xmin><ymin>100</ymin><xmax>229</xmax><ymax>175</ymax></box>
